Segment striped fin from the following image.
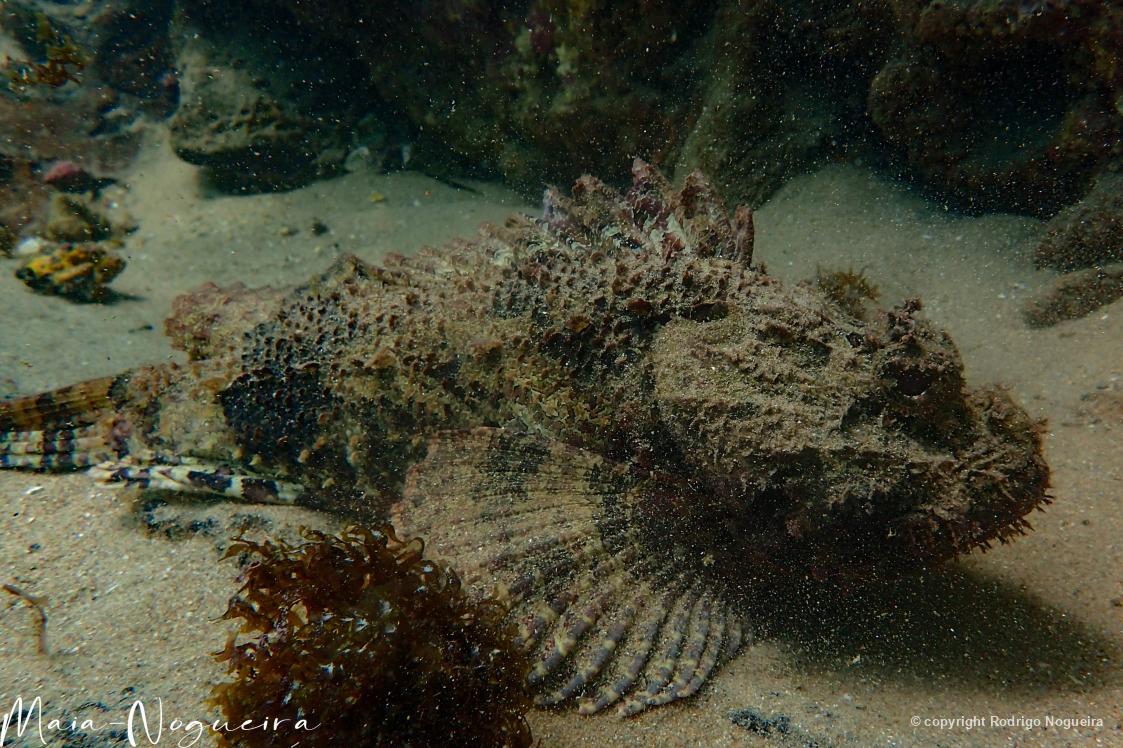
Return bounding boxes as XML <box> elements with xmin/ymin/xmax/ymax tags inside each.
<box><xmin>0</xmin><ymin>370</ymin><xmax>167</xmax><ymax>472</ymax></box>
<box><xmin>576</xmin><ymin>578</ymin><xmax>684</xmax><ymax>714</ymax></box>
<box><xmin>0</xmin><ymin>367</ymin><xmax>289</xmax><ymax>505</ymax></box>
<box><xmin>0</xmin><ymin>375</ymin><xmax>123</xmax><ymax>433</ymax></box>
<box><xmin>392</xmin><ymin>427</ymin><xmax>748</xmax><ymax>716</ymax></box>
<box><xmin>0</xmin><ymin>422</ymin><xmax>119</xmax><ymax>470</ymax></box>
<box><xmin>91</xmin><ymin>461</ymin><xmax>305</xmax><ymax>504</ymax></box>
<box><xmin>0</xmin><ymin>374</ymin><xmax>132</xmax><ymax>472</ymax></box>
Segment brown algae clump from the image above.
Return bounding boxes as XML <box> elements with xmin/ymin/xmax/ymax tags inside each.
<box><xmin>3</xmin><ymin>14</ymin><xmax>88</xmax><ymax>93</ymax></box>
<box><xmin>813</xmin><ymin>265</ymin><xmax>881</xmax><ymax>319</ymax></box>
<box><xmin>211</xmin><ymin>526</ymin><xmax>533</xmax><ymax>748</ymax></box>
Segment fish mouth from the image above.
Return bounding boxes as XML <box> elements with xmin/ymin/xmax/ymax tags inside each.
<box><xmin>883</xmin><ymin>389</ymin><xmax>1052</xmax><ymax>568</ymax></box>
<box><xmin>854</xmin><ymin>314</ymin><xmax>1050</xmax><ymax>570</ymax></box>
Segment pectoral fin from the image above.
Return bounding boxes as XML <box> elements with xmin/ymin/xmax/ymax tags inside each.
<box><xmin>391</xmin><ymin>427</ymin><xmax>746</xmax><ymax>716</ymax></box>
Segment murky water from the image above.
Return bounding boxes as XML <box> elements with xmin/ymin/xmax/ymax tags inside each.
<box><xmin>1</xmin><ymin>4</ymin><xmax>1119</xmax><ymax>747</ymax></box>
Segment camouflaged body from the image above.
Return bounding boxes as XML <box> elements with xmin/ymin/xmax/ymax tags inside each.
<box><xmin>0</xmin><ymin>161</ymin><xmax>1049</xmax><ymax>716</ymax></box>
<box><xmin>112</xmin><ymin>160</ymin><xmax>1048</xmax><ymax>575</ymax></box>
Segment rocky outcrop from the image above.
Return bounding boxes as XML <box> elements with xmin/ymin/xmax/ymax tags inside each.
<box><xmin>868</xmin><ymin>0</ymin><xmax>1123</xmax><ymax>216</ymax></box>
<box><xmin>1035</xmin><ymin>171</ymin><xmax>1123</xmax><ymax>271</ymax></box>
<box><xmin>1022</xmin><ymin>263</ymin><xmax>1123</xmax><ymax>327</ymax></box>
<box><xmin>167</xmin><ymin>1</ymin><xmax>375</xmax><ymax>192</ymax></box>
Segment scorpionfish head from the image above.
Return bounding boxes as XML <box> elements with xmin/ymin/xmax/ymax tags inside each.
<box><xmin>648</xmin><ymin>294</ymin><xmax>1049</xmax><ymax>581</ymax></box>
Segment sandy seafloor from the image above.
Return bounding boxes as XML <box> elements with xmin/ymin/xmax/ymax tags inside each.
<box><xmin>0</xmin><ymin>128</ymin><xmax>1119</xmax><ymax>747</ymax></box>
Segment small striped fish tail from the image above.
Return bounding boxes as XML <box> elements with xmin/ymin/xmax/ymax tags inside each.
<box><xmin>0</xmin><ymin>368</ymin><xmax>161</xmax><ymax>472</ymax></box>
<box><xmin>0</xmin><ymin>374</ymin><xmax>125</xmax><ymax>432</ymax></box>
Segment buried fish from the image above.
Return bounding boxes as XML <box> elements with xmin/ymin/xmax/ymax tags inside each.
<box><xmin>0</xmin><ymin>160</ymin><xmax>1049</xmax><ymax>716</ymax></box>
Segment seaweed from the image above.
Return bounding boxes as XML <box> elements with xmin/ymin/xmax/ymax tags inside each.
<box><xmin>3</xmin><ymin>15</ymin><xmax>88</xmax><ymax>95</ymax></box>
<box><xmin>813</xmin><ymin>265</ymin><xmax>881</xmax><ymax>318</ymax></box>
<box><xmin>210</xmin><ymin>525</ymin><xmax>534</xmax><ymax>748</ymax></box>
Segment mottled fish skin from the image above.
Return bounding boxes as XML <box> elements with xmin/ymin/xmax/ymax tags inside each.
<box><xmin>0</xmin><ymin>160</ymin><xmax>1050</xmax><ymax>715</ymax></box>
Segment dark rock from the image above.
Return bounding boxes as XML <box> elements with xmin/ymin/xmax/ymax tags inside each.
<box><xmin>1035</xmin><ymin>172</ymin><xmax>1123</xmax><ymax>271</ymax></box>
<box><xmin>867</xmin><ymin>0</ymin><xmax>1123</xmax><ymax>216</ymax></box>
<box><xmin>1022</xmin><ymin>263</ymin><xmax>1123</xmax><ymax>327</ymax></box>
<box><xmin>279</xmin><ymin>0</ymin><xmax>890</xmax><ymax>205</ymax></box>
<box><xmin>1</xmin><ymin>0</ymin><xmax>176</xmax><ymax>109</ymax></box>
<box><xmin>676</xmin><ymin>0</ymin><xmax>895</xmax><ymax>207</ymax></box>
<box><xmin>730</xmin><ymin>707</ymin><xmax>793</xmax><ymax>736</ymax></box>
<box><xmin>167</xmin><ymin>1</ymin><xmax>374</xmax><ymax>192</ymax></box>
<box><xmin>43</xmin><ymin>160</ymin><xmax>118</xmax><ymax>195</ymax></box>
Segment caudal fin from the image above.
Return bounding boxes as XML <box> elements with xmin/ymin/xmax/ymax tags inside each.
<box><xmin>1</xmin><ymin>368</ymin><xmax>308</xmax><ymax>505</ymax></box>
<box><xmin>0</xmin><ymin>372</ymin><xmax>139</xmax><ymax>471</ymax></box>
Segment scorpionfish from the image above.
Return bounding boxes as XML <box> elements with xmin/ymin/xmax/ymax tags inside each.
<box><xmin>0</xmin><ymin>160</ymin><xmax>1049</xmax><ymax>716</ymax></box>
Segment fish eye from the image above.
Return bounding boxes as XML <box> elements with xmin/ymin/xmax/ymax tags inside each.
<box><xmin>892</xmin><ymin>364</ymin><xmax>933</xmax><ymax>397</ymax></box>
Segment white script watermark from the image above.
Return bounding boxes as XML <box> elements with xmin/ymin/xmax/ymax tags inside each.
<box><xmin>2</xmin><ymin>695</ymin><xmax>319</xmax><ymax>747</ymax></box>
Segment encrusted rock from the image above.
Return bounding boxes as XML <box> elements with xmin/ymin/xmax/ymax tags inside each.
<box><xmin>1023</xmin><ymin>264</ymin><xmax>1123</xmax><ymax>327</ymax></box>
<box><xmin>15</xmin><ymin>243</ymin><xmax>125</xmax><ymax>302</ymax></box>
<box><xmin>44</xmin><ymin>193</ymin><xmax>112</xmax><ymax>242</ymax></box>
<box><xmin>868</xmin><ymin>0</ymin><xmax>1123</xmax><ymax>216</ymax></box>
<box><xmin>167</xmin><ymin>3</ymin><xmax>368</xmax><ymax>192</ymax></box>
<box><xmin>1035</xmin><ymin>172</ymin><xmax>1123</xmax><ymax>271</ymax></box>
